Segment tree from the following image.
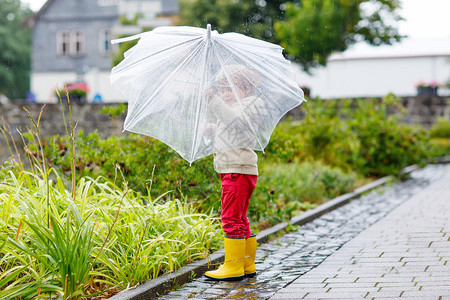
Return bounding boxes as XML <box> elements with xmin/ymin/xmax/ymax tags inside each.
<box><xmin>0</xmin><ymin>0</ymin><xmax>32</xmax><ymax>100</ymax></box>
<box><xmin>178</xmin><ymin>0</ymin><xmax>403</xmax><ymax>72</ymax></box>
<box><xmin>111</xmin><ymin>15</ymin><xmax>151</xmax><ymax>67</ymax></box>
<box><xmin>177</xmin><ymin>0</ymin><xmax>284</xmax><ymax>41</ymax></box>
<box><xmin>275</xmin><ymin>0</ymin><xmax>403</xmax><ymax>71</ymax></box>
<box><xmin>112</xmin><ymin>39</ymin><xmax>138</xmax><ymax>67</ymax></box>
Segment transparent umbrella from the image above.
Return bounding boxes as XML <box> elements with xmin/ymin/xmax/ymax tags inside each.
<box><xmin>110</xmin><ymin>24</ymin><xmax>305</xmax><ymax>164</ymax></box>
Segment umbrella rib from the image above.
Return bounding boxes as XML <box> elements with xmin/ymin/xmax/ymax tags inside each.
<box><xmin>124</xmin><ymin>39</ymin><xmax>205</xmax><ymax>130</ymax></box>
<box><xmin>189</xmin><ymin>38</ymin><xmax>210</xmax><ymax>163</ymax></box>
<box><xmin>217</xmin><ymin>40</ymin><xmax>304</xmax><ymax>125</ymax></box>
<box><xmin>217</xmin><ymin>40</ymin><xmax>302</xmax><ymax>101</ymax></box>
<box><xmin>211</xmin><ymin>42</ymin><xmax>265</xmax><ymax>153</ymax></box>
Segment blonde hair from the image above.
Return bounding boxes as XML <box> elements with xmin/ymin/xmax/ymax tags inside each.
<box><xmin>215</xmin><ymin>65</ymin><xmax>261</xmax><ymax>93</ymax></box>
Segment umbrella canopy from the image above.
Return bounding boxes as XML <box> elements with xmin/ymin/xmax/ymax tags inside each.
<box><xmin>110</xmin><ymin>25</ymin><xmax>305</xmax><ymax>164</ymax></box>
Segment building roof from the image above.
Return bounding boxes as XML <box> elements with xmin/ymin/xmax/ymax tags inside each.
<box><xmin>23</xmin><ymin>0</ymin><xmax>56</xmax><ymax>27</ymax></box>
<box><xmin>161</xmin><ymin>0</ymin><xmax>179</xmax><ymax>14</ymax></box>
<box><xmin>23</xmin><ymin>0</ymin><xmax>179</xmax><ymax>27</ymax></box>
<box><xmin>329</xmin><ymin>37</ymin><xmax>450</xmax><ymax>61</ymax></box>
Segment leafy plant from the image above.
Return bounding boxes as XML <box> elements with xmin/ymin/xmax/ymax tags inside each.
<box><xmin>347</xmin><ymin>96</ymin><xmax>429</xmax><ymax>176</ymax></box>
<box><xmin>0</xmin><ymin>166</ymin><xmax>222</xmax><ymax>299</ymax></box>
<box><xmin>429</xmin><ymin>117</ymin><xmax>450</xmax><ymax>139</ymax></box>
<box><xmin>55</xmin><ymin>82</ymin><xmax>90</xmax><ymax>101</ymax></box>
<box><xmin>99</xmin><ymin>103</ymin><xmax>127</xmax><ymax>119</ymax></box>
<box><xmin>24</xmin><ymin>131</ymin><xmax>221</xmax><ymax>212</ymax></box>
<box><xmin>290</xmin><ymin>95</ymin><xmax>430</xmax><ymax>176</ymax></box>
<box><xmin>251</xmin><ymin>161</ymin><xmax>364</xmax><ymax>228</ymax></box>
<box><xmin>68</xmin><ymin>88</ymin><xmax>87</xmax><ymax>98</ymax></box>
<box><xmin>427</xmin><ymin>138</ymin><xmax>450</xmax><ymax>159</ymax></box>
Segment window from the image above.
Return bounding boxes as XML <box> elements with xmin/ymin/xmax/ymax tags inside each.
<box><xmin>56</xmin><ymin>31</ymin><xmax>71</xmax><ymax>56</ymax></box>
<box><xmin>56</xmin><ymin>30</ymin><xmax>86</xmax><ymax>56</ymax></box>
<box><xmin>71</xmin><ymin>31</ymin><xmax>85</xmax><ymax>56</ymax></box>
<box><xmin>99</xmin><ymin>29</ymin><xmax>112</xmax><ymax>54</ymax></box>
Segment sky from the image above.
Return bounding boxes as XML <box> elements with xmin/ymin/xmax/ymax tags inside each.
<box><xmin>21</xmin><ymin>0</ymin><xmax>450</xmax><ymax>39</ymax></box>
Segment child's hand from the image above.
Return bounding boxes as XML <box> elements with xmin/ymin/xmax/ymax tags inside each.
<box><xmin>203</xmin><ymin>88</ymin><xmax>215</xmax><ymax>102</ymax></box>
<box><xmin>204</xmin><ymin>123</ymin><xmax>215</xmax><ymax>135</ymax></box>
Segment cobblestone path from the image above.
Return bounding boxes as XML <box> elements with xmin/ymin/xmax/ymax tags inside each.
<box><xmin>160</xmin><ymin>164</ymin><xmax>448</xmax><ymax>300</ymax></box>
<box><xmin>272</xmin><ymin>163</ymin><xmax>450</xmax><ymax>299</ymax></box>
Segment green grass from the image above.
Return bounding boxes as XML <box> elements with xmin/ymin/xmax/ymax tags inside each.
<box><xmin>0</xmin><ymin>164</ymin><xmax>221</xmax><ymax>299</ymax></box>
<box><xmin>249</xmin><ymin>160</ymin><xmax>367</xmax><ymax>229</ymax></box>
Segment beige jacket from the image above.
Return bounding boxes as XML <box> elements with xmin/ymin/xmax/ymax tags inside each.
<box><xmin>209</xmin><ymin>95</ymin><xmax>266</xmax><ymax>175</ymax></box>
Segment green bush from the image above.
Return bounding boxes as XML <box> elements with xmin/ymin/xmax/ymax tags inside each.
<box><xmin>98</xmin><ymin>103</ymin><xmax>127</xmax><ymax>119</ymax></box>
<box><xmin>427</xmin><ymin>138</ymin><xmax>450</xmax><ymax>158</ymax></box>
<box><xmin>263</xmin><ymin>119</ymin><xmax>307</xmax><ymax>163</ymax></box>
<box><xmin>430</xmin><ymin>117</ymin><xmax>450</xmax><ymax>138</ymax></box>
<box><xmin>25</xmin><ymin>131</ymin><xmax>221</xmax><ymax>211</ymax></box>
<box><xmin>296</xmin><ymin>100</ymin><xmax>363</xmax><ymax>171</ymax></box>
<box><xmin>347</xmin><ymin>96</ymin><xmax>429</xmax><ymax>176</ymax></box>
<box><xmin>250</xmin><ymin>161</ymin><xmax>364</xmax><ymax>229</ymax></box>
<box><xmin>68</xmin><ymin>88</ymin><xmax>87</xmax><ymax>98</ymax></box>
<box><xmin>265</xmin><ymin>95</ymin><xmax>430</xmax><ymax>177</ymax></box>
<box><xmin>0</xmin><ymin>166</ymin><xmax>221</xmax><ymax>299</ymax></box>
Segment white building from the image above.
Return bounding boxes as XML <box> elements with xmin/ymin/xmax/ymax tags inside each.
<box><xmin>293</xmin><ymin>37</ymin><xmax>450</xmax><ymax>99</ymax></box>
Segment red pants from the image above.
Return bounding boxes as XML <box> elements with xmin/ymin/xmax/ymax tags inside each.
<box><xmin>220</xmin><ymin>173</ymin><xmax>257</xmax><ymax>238</ymax></box>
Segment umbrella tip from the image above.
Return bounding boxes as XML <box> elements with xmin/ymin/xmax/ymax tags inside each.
<box><xmin>206</xmin><ymin>24</ymin><xmax>211</xmax><ymax>39</ymax></box>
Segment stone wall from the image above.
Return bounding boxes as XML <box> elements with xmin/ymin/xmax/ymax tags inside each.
<box><xmin>1</xmin><ymin>96</ymin><xmax>449</xmax><ymax>163</ymax></box>
<box><xmin>401</xmin><ymin>96</ymin><xmax>450</xmax><ymax>126</ymax></box>
<box><xmin>285</xmin><ymin>95</ymin><xmax>450</xmax><ymax>126</ymax></box>
<box><xmin>0</xmin><ymin>103</ymin><xmax>126</xmax><ymax>163</ymax></box>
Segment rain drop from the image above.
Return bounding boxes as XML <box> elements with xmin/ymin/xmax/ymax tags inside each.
<box><xmin>257</xmin><ymin>0</ymin><xmax>267</xmax><ymax>8</ymax></box>
<box><xmin>7</xmin><ymin>13</ymin><xmax>15</xmax><ymax>21</ymax></box>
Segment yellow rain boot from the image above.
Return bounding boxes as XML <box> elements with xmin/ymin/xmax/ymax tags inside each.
<box><xmin>204</xmin><ymin>237</ymin><xmax>245</xmax><ymax>281</ymax></box>
<box><xmin>244</xmin><ymin>235</ymin><xmax>257</xmax><ymax>277</ymax></box>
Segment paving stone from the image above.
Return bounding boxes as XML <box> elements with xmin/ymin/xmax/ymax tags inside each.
<box><xmin>375</xmin><ymin>282</ymin><xmax>417</xmax><ymax>287</ymax></box>
<box><xmin>377</xmin><ymin>286</ymin><xmax>419</xmax><ymax>291</ymax></box>
<box><xmin>303</xmin><ymin>291</ymin><xmax>370</xmax><ymax>298</ymax></box>
<box><xmin>276</xmin><ymin>287</ymin><xmax>332</xmax><ymax>294</ymax></box>
<box><xmin>400</xmin><ymin>290</ymin><xmax>450</xmax><ymax>297</ymax></box>
<box><xmin>324</xmin><ymin>282</ymin><xmax>377</xmax><ymax>288</ymax></box>
<box><xmin>327</xmin><ymin>287</ymin><xmax>380</xmax><ymax>293</ymax></box>
<box><xmin>415</xmin><ymin>280</ymin><xmax>450</xmax><ymax>287</ymax></box>
<box><xmin>288</xmin><ymin>283</ymin><xmax>327</xmax><ymax>288</ymax></box>
<box><xmin>270</xmin><ymin>294</ymin><xmax>308</xmax><ymax>300</ymax></box>
<box><xmin>365</xmin><ymin>291</ymin><xmax>403</xmax><ymax>297</ymax></box>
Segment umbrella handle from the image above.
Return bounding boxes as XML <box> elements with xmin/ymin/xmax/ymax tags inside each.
<box><xmin>207</xmin><ymin>24</ymin><xmax>211</xmax><ymax>40</ymax></box>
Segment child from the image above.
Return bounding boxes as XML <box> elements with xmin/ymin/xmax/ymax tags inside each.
<box><xmin>204</xmin><ymin>65</ymin><xmax>266</xmax><ymax>281</ymax></box>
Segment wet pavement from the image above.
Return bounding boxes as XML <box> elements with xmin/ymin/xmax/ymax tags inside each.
<box><xmin>159</xmin><ymin>164</ymin><xmax>448</xmax><ymax>299</ymax></box>
<box><xmin>272</xmin><ymin>163</ymin><xmax>450</xmax><ymax>299</ymax></box>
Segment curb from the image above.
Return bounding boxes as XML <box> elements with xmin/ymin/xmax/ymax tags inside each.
<box><xmin>434</xmin><ymin>156</ymin><xmax>450</xmax><ymax>164</ymax></box>
<box><xmin>109</xmin><ymin>162</ymin><xmax>431</xmax><ymax>300</ymax></box>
